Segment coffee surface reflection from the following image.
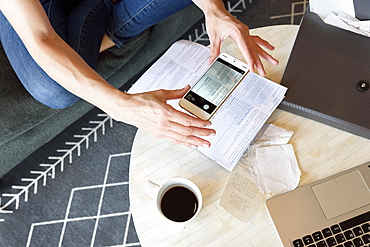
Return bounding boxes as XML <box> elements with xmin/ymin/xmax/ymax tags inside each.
<box><xmin>160</xmin><ymin>186</ymin><xmax>198</xmax><ymax>222</ymax></box>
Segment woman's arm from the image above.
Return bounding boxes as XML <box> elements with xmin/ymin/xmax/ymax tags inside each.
<box><xmin>0</xmin><ymin>0</ymin><xmax>215</xmax><ymax>148</ymax></box>
<box><xmin>192</xmin><ymin>0</ymin><xmax>279</xmax><ymax>76</ymax></box>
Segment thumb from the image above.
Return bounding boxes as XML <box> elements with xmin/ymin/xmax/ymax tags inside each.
<box><xmin>165</xmin><ymin>85</ymin><xmax>191</xmax><ymax>100</ymax></box>
<box><xmin>208</xmin><ymin>39</ymin><xmax>221</xmax><ymax>65</ymax></box>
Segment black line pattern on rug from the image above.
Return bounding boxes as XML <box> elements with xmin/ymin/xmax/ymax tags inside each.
<box><xmin>0</xmin><ymin>114</ymin><xmax>113</xmax><ymax>223</ymax></box>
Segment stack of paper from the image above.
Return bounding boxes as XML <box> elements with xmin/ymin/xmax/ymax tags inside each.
<box><xmin>310</xmin><ymin>0</ymin><xmax>370</xmax><ymax>36</ymax></box>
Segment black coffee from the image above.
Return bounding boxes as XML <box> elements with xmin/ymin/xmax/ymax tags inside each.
<box><xmin>160</xmin><ymin>186</ymin><xmax>198</xmax><ymax>222</ymax></box>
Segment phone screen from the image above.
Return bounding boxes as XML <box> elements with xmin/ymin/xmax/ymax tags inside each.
<box><xmin>184</xmin><ymin>58</ymin><xmax>245</xmax><ymax>114</ymax></box>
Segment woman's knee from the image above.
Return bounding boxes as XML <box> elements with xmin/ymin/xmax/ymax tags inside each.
<box><xmin>32</xmin><ymin>92</ymin><xmax>80</xmax><ymax>109</ymax></box>
<box><xmin>0</xmin><ymin>12</ymin><xmax>79</xmax><ymax>109</ymax></box>
<box><xmin>25</xmin><ymin>79</ymin><xmax>80</xmax><ymax>109</ymax></box>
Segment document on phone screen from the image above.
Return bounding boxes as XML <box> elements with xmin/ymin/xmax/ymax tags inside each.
<box><xmin>128</xmin><ymin>40</ymin><xmax>287</xmax><ymax>171</ymax></box>
<box><xmin>191</xmin><ymin>60</ymin><xmax>244</xmax><ymax>106</ymax></box>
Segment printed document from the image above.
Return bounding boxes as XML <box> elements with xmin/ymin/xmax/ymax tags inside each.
<box><xmin>219</xmin><ymin>165</ymin><xmax>263</xmax><ymax>224</ymax></box>
<box><xmin>128</xmin><ymin>40</ymin><xmax>287</xmax><ymax>171</ymax></box>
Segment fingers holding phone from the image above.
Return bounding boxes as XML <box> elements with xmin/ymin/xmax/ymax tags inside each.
<box><xmin>179</xmin><ymin>53</ymin><xmax>249</xmax><ymax>120</ymax></box>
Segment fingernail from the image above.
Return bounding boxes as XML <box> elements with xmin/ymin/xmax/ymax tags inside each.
<box><xmin>206</xmin><ymin>123</ymin><xmax>212</xmax><ymax>127</ymax></box>
<box><xmin>203</xmin><ymin>143</ymin><xmax>210</xmax><ymax>148</ymax></box>
<box><xmin>191</xmin><ymin>145</ymin><xmax>198</xmax><ymax>148</ymax></box>
<box><xmin>210</xmin><ymin>132</ymin><xmax>216</xmax><ymax>136</ymax></box>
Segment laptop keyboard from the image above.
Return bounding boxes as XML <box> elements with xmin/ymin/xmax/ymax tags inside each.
<box><xmin>292</xmin><ymin>211</ymin><xmax>370</xmax><ymax>247</ymax></box>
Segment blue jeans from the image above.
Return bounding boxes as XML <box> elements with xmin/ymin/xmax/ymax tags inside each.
<box><xmin>0</xmin><ymin>0</ymin><xmax>192</xmax><ymax>109</ymax></box>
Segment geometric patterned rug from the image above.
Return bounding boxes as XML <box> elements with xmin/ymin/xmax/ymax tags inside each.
<box><xmin>0</xmin><ymin>108</ymin><xmax>138</xmax><ymax>246</ymax></box>
<box><xmin>180</xmin><ymin>0</ymin><xmax>309</xmax><ymax>46</ymax></box>
<box><xmin>0</xmin><ymin>1</ymin><xmax>308</xmax><ymax>246</ymax></box>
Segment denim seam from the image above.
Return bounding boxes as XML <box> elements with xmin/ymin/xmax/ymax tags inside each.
<box><xmin>110</xmin><ymin>0</ymin><xmax>156</xmax><ymax>37</ymax></box>
<box><xmin>106</xmin><ymin>28</ymin><xmax>123</xmax><ymax>47</ymax></box>
<box><xmin>76</xmin><ymin>1</ymin><xmax>103</xmax><ymax>54</ymax></box>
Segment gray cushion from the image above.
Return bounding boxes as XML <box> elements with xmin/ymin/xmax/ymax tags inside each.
<box><xmin>0</xmin><ymin>44</ymin><xmax>60</xmax><ymax>146</ymax></box>
<box><xmin>0</xmin><ymin>28</ymin><xmax>149</xmax><ymax>147</ymax></box>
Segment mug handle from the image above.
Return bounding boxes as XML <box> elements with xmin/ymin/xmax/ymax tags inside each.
<box><xmin>143</xmin><ymin>180</ymin><xmax>160</xmax><ymax>199</ymax></box>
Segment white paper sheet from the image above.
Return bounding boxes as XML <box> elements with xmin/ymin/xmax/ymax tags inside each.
<box><xmin>310</xmin><ymin>0</ymin><xmax>355</xmax><ymax>19</ymax></box>
<box><xmin>128</xmin><ymin>40</ymin><xmax>209</xmax><ymax>95</ymax></box>
<box><xmin>324</xmin><ymin>12</ymin><xmax>363</xmax><ymax>34</ymax></box>
<box><xmin>252</xmin><ymin>124</ymin><xmax>293</xmax><ymax>148</ymax></box>
<box><xmin>251</xmin><ymin>144</ymin><xmax>301</xmax><ymax>195</ymax></box>
<box><xmin>241</xmin><ymin>124</ymin><xmax>293</xmax><ymax>162</ymax></box>
<box><xmin>310</xmin><ymin>0</ymin><xmax>370</xmax><ymax>37</ymax></box>
<box><xmin>324</xmin><ymin>11</ymin><xmax>370</xmax><ymax>36</ymax></box>
<box><xmin>240</xmin><ymin>125</ymin><xmax>300</xmax><ymax>195</ymax></box>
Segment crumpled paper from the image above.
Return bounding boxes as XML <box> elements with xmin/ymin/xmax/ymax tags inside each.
<box><xmin>240</xmin><ymin>124</ymin><xmax>301</xmax><ymax>195</ymax></box>
<box><xmin>248</xmin><ymin>144</ymin><xmax>301</xmax><ymax>195</ymax></box>
<box><xmin>219</xmin><ymin>124</ymin><xmax>301</xmax><ymax>223</ymax></box>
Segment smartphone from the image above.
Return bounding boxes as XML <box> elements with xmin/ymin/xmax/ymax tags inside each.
<box><xmin>179</xmin><ymin>53</ymin><xmax>249</xmax><ymax>120</ymax></box>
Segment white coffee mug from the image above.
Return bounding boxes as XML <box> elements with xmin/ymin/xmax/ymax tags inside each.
<box><xmin>143</xmin><ymin>177</ymin><xmax>203</xmax><ymax>224</ymax></box>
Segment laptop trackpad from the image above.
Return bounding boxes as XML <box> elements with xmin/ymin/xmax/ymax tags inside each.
<box><xmin>312</xmin><ymin>170</ymin><xmax>370</xmax><ymax>220</ymax></box>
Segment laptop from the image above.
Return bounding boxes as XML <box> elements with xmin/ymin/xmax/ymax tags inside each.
<box><xmin>266</xmin><ymin>5</ymin><xmax>370</xmax><ymax>246</ymax></box>
<box><xmin>265</xmin><ymin>161</ymin><xmax>370</xmax><ymax>247</ymax></box>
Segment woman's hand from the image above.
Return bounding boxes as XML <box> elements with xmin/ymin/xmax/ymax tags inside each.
<box><xmin>109</xmin><ymin>85</ymin><xmax>216</xmax><ymax>148</ymax></box>
<box><xmin>1</xmin><ymin>0</ymin><xmax>215</xmax><ymax>149</ymax></box>
<box><xmin>193</xmin><ymin>0</ymin><xmax>279</xmax><ymax>76</ymax></box>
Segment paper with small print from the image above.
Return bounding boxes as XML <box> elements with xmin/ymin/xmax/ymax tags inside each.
<box><xmin>220</xmin><ymin>124</ymin><xmax>300</xmax><ymax>223</ymax></box>
<box><xmin>128</xmin><ymin>40</ymin><xmax>287</xmax><ymax>171</ymax></box>
<box><xmin>198</xmin><ymin>72</ymin><xmax>287</xmax><ymax>170</ymax></box>
<box><xmin>219</xmin><ymin>166</ymin><xmax>263</xmax><ymax>224</ymax></box>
